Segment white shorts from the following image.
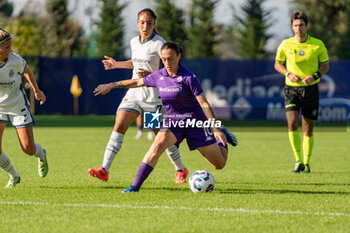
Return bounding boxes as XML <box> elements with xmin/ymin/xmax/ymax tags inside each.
<box><xmin>0</xmin><ymin>107</ymin><xmax>35</xmax><ymax>128</ymax></box>
<box><xmin>117</xmin><ymin>94</ymin><xmax>163</xmax><ymax>115</ymax></box>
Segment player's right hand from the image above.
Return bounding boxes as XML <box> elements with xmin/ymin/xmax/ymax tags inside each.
<box><xmin>287</xmin><ymin>73</ymin><xmax>300</xmax><ymax>82</ymax></box>
<box><xmin>136</xmin><ymin>68</ymin><xmax>151</xmax><ymax>78</ymax></box>
<box><xmin>102</xmin><ymin>56</ymin><xmax>116</xmax><ymax>70</ymax></box>
<box><xmin>93</xmin><ymin>83</ymin><xmax>114</xmax><ymax>96</ymax></box>
<box><xmin>34</xmin><ymin>89</ymin><xmax>46</xmax><ymax>105</ymax></box>
<box><xmin>214</xmin><ymin>128</ymin><xmax>227</xmax><ymax>146</ymax></box>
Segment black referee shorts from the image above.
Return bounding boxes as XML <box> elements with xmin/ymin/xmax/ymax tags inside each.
<box><xmin>284</xmin><ymin>84</ymin><xmax>319</xmax><ymax>120</ymax></box>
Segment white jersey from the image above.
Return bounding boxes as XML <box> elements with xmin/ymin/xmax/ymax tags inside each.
<box><xmin>126</xmin><ymin>33</ymin><xmax>165</xmax><ymax>103</ymax></box>
<box><xmin>0</xmin><ymin>53</ymin><xmax>28</xmax><ymax>115</ymax></box>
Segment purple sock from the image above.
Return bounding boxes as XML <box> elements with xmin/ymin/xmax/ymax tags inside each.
<box><xmin>132</xmin><ymin>162</ymin><xmax>154</xmax><ymax>189</ymax></box>
<box><xmin>137</xmin><ymin>125</ymin><xmax>142</xmax><ymax>131</ymax></box>
<box><xmin>217</xmin><ymin>141</ymin><xmax>228</xmax><ymax>150</ymax></box>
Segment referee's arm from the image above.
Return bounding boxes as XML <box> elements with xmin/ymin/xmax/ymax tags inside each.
<box><xmin>274</xmin><ymin>61</ymin><xmax>300</xmax><ymax>82</ymax></box>
<box><xmin>318</xmin><ymin>63</ymin><xmax>329</xmax><ymax>77</ymax></box>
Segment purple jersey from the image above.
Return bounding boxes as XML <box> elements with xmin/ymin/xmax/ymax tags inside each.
<box><xmin>143</xmin><ymin>64</ymin><xmax>206</xmax><ymax>122</ymax></box>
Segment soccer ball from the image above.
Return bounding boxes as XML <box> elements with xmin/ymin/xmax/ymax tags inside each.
<box><xmin>189</xmin><ymin>170</ymin><xmax>215</xmax><ymax>193</ymax></box>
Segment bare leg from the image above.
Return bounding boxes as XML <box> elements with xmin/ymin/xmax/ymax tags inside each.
<box><xmin>16</xmin><ymin>126</ymin><xmax>36</xmax><ymax>155</ymax></box>
<box><xmin>301</xmin><ymin>116</ymin><xmax>314</xmax><ymax>137</ymax></box>
<box><xmin>113</xmin><ymin>110</ymin><xmax>139</xmax><ymax>134</ymax></box>
<box><xmin>0</xmin><ymin>123</ymin><xmax>6</xmax><ymax>154</ymax></box>
<box><xmin>0</xmin><ymin>123</ymin><xmax>19</xmax><ymax>179</ymax></box>
<box><xmin>142</xmin><ymin>129</ymin><xmax>177</xmax><ymax>167</ymax></box>
<box><xmin>16</xmin><ymin>125</ymin><xmax>48</xmax><ymax>177</ymax></box>
<box><xmin>135</xmin><ymin>113</ymin><xmax>143</xmax><ymax>139</ymax></box>
<box><xmin>286</xmin><ymin>111</ymin><xmax>299</xmax><ymax>131</ymax></box>
<box><xmin>153</xmin><ymin>128</ymin><xmax>186</xmax><ymax>172</ymax></box>
<box><xmin>197</xmin><ymin>143</ymin><xmax>227</xmax><ymax>170</ymax></box>
<box><xmin>123</xmin><ymin>129</ymin><xmax>177</xmax><ymax>192</ymax></box>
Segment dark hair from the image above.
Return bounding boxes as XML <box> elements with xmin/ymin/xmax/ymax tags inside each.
<box><xmin>0</xmin><ymin>28</ymin><xmax>11</xmax><ymax>43</ymax></box>
<box><xmin>161</xmin><ymin>41</ymin><xmax>182</xmax><ymax>55</ymax></box>
<box><xmin>291</xmin><ymin>11</ymin><xmax>308</xmax><ymax>25</ymax></box>
<box><xmin>138</xmin><ymin>8</ymin><xmax>157</xmax><ymax>22</ymax></box>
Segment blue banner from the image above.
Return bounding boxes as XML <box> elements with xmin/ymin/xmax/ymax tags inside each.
<box><xmin>38</xmin><ymin>57</ymin><xmax>130</xmax><ymax>115</ymax></box>
<box><xmin>37</xmin><ymin>58</ymin><xmax>350</xmax><ymax>121</ymax></box>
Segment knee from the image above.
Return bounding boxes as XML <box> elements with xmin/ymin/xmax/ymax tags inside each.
<box><xmin>288</xmin><ymin>122</ymin><xmax>298</xmax><ymax>131</ymax></box>
<box><xmin>114</xmin><ymin>122</ymin><xmax>129</xmax><ymax>134</ymax></box>
<box><xmin>302</xmin><ymin>126</ymin><xmax>313</xmax><ymax>137</ymax></box>
<box><xmin>213</xmin><ymin>161</ymin><xmax>226</xmax><ymax>170</ymax></box>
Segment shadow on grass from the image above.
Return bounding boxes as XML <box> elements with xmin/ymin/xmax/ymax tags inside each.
<box><xmin>101</xmin><ymin>186</ymin><xmax>189</xmax><ymax>192</ymax></box>
<box><xmin>38</xmin><ymin>185</ymin><xmax>188</xmax><ymax>192</ymax></box>
<box><xmin>223</xmin><ymin>181</ymin><xmax>350</xmax><ymax>187</ymax></box>
<box><xmin>38</xmin><ymin>183</ymin><xmax>350</xmax><ymax>195</ymax></box>
<box><xmin>38</xmin><ymin>185</ymin><xmax>125</xmax><ymax>190</ymax></box>
<box><xmin>217</xmin><ymin>188</ymin><xmax>350</xmax><ymax>195</ymax></box>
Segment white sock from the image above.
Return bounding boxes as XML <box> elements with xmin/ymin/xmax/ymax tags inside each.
<box><xmin>34</xmin><ymin>143</ymin><xmax>45</xmax><ymax>160</ymax></box>
<box><xmin>0</xmin><ymin>152</ymin><xmax>19</xmax><ymax>178</ymax></box>
<box><xmin>102</xmin><ymin>131</ymin><xmax>124</xmax><ymax>173</ymax></box>
<box><xmin>166</xmin><ymin>145</ymin><xmax>186</xmax><ymax>171</ymax></box>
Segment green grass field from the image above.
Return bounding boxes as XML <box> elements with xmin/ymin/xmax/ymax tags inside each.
<box><xmin>0</xmin><ymin>116</ymin><xmax>349</xmax><ymax>233</ymax></box>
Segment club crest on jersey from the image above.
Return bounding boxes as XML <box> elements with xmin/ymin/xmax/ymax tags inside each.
<box><xmin>177</xmin><ymin>76</ymin><xmax>183</xmax><ymax>82</ymax></box>
<box><xmin>9</xmin><ymin>69</ymin><xmax>14</xmax><ymax>78</ymax></box>
<box><xmin>299</xmin><ymin>50</ymin><xmax>305</xmax><ymax>56</ymax></box>
<box><xmin>159</xmin><ymin>76</ymin><xmax>164</xmax><ymax>80</ymax></box>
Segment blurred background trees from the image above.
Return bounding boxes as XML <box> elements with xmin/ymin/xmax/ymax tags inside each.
<box><xmin>155</xmin><ymin>0</ymin><xmax>188</xmax><ymax>54</ymax></box>
<box><xmin>46</xmin><ymin>0</ymin><xmax>86</xmax><ymax>57</ymax></box>
<box><xmin>0</xmin><ymin>0</ymin><xmax>349</xmax><ymax>60</ymax></box>
<box><xmin>292</xmin><ymin>0</ymin><xmax>349</xmax><ymax>59</ymax></box>
<box><xmin>233</xmin><ymin>0</ymin><xmax>273</xmax><ymax>59</ymax></box>
<box><xmin>93</xmin><ymin>0</ymin><xmax>126</xmax><ymax>58</ymax></box>
<box><xmin>0</xmin><ymin>0</ymin><xmax>13</xmax><ymax>17</ymax></box>
<box><xmin>187</xmin><ymin>0</ymin><xmax>218</xmax><ymax>58</ymax></box>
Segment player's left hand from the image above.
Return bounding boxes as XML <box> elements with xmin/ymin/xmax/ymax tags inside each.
<box><xmin>302</xmin><ymin>75</ymin><xmax>315</xmax><ymax>85</ymax></box>
<box><xmin>214</xmin><ymin>128</ymin><xmax>227</xmax><ymax>146</ymax></box>
<box><xmin>136</xmin><ymin>69</ymin><xmax>151</xmax><ymax>78</ymax></box>
<box><xmin>93</xmin><ymin>83</ymin><xmax>114</xmax><ymax>96</ymax></box>
<box><xmin>34</xmin><ymin>89</ymin><xmax>46</xmax><ymax>105</ymax></box>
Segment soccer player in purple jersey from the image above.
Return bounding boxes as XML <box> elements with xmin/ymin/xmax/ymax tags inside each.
<box><xmin>94</xmin><ymin>42</ymin><xmax>238</xmax><ymax>193</ymax></box>
<box><xmin>88</xmin><ymin>9</ymin><xmax>188</xmax><ymax>184</ymax></box>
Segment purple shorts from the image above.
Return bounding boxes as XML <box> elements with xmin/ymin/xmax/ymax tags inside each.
<box><xmin>166</xmin><ymin>126</ymin><xmax>217</xmax><ymax>151</ymax></box>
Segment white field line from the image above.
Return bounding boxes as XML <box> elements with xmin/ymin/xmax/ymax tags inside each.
<box><xmin>1</xmin><ymin>201</ymin><xmax>350</xmax><ymax>217</ymax></box>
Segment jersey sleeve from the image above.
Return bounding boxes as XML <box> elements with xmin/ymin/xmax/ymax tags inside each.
<box><xmin>186</xmin><ymin>74</ymin><xmax>203</xmax><ymax>97</ymax></box>
<box><xmin>13</xmin><ymin>53</ymin><xmax>27</xmax><ymax>74</ymax></box>
<box><xmin>155</xmin><ymin>36</ymin><xmax>166</xmax><ymax>58</ymax></box>
<box><xmin>318</xmin><ymin>41</ymin><xmax>329</xmax><ymax>64</ymax></box>
<box><xmin>275</xmin><ymin>41</ymin><xmax>286</xmax><ymax>63</ymax></box>
<box><xmin>143</xmin><ymin>72</ymin><xmax>158</xmax><ymax>87</ymax></box>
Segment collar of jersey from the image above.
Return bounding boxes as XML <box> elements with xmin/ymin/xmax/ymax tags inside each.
<box><xmin>161</xmin><ymin>63</ymin><xmax>183</xmax><ymax>78</ymax></box>
<box><xmin>138</xmin><ymin>32</ymin><xmax>157</xmax><ymax>44</ymax></box>
<box><xmin>293</xmin><ymin>34</ymin><xmax>310</xmax><ymax>44</ymax></box>
<box><xmin>0</xmin><ymin>57</ymin><xmax>8</xmax><ymax>69</ymax></box>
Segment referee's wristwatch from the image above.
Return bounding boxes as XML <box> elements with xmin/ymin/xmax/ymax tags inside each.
<box><xmin>285</xmin><ymin>72</ymin><xmax>290</xmax><ymax>77</ymax></box>
<box><xmin>312</xmin><ymin>71</ymin><xmax>321</xmax><ymax>81</ymax></box>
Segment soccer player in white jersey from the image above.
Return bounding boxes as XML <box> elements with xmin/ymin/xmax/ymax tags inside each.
<box><xmin>0</xmin><ymin>28</ymin><xmax>48</xmax><ymax>188</ymax></box>
<box><xmin>88</xmin><ymin>8</ymin><xmax>188</xmax><ymax>183</ymax></box>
